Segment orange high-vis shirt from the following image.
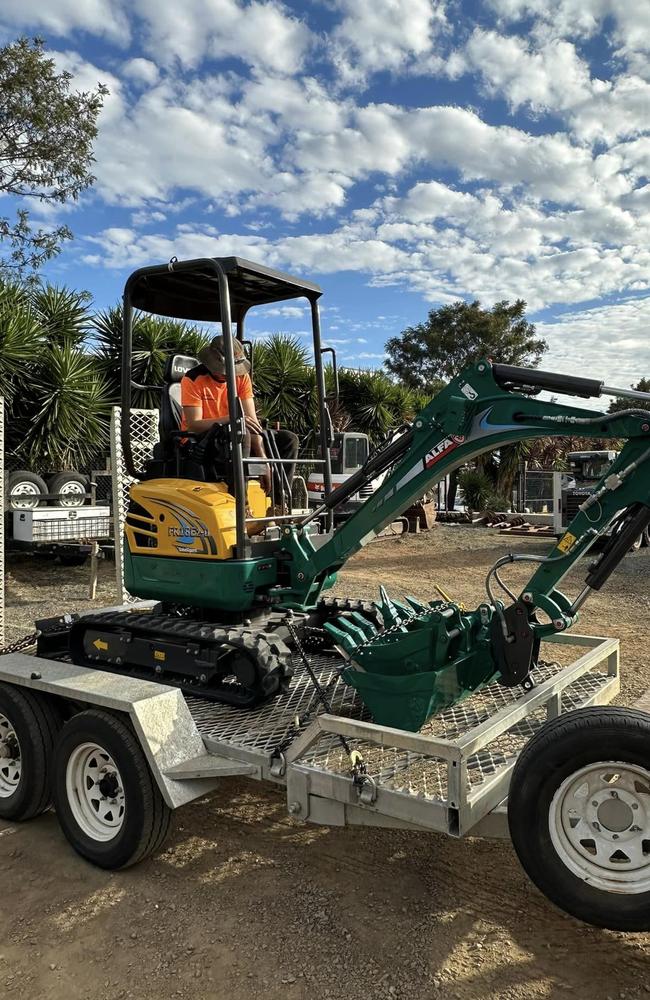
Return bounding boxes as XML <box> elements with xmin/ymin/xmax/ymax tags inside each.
<box><xmin>180</xmin><ymin>366</ymin><xmax>253</xmax><ymax>431</ymax></box>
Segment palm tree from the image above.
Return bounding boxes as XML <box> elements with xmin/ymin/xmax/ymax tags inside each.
<box><xmin>252</xmin><ymin>334</ymin><xmax>316</xmax><ymax>438</ymax></box>
<box><xmin>90</xmin><ymin>305</ymin><xmax>209</xmax><ymax>407</ymax></box>
<box><xmin>19</xmin><ymin>342</ymin><xmax>112</xmax><ymax>469</ymax></box>
<box><xmin>0</xmin><ymin>280</ymin><xmax>114</xmax><ymax>471</ymax></box>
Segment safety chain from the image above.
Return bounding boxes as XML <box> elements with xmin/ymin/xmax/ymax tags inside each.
<box><xmin>273</xmin><ymin>623</ymin><xmax>368</xmax><ymax>786</ymax></box>
<box><xmin>0</xmin><ymin>617</ymin><xmax>75</xmax><ymax>660</ymax></box>
<box><xmin>0</xmin><ymin>631</ymin><xmax>41</xmax><ymax>657</ymax></box>
<box><xmin>352</xmin><ymin>603</ymin><xmax>435</xmax><ymax>653</ymax></box>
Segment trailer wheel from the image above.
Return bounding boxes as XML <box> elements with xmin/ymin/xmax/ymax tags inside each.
<box><xmin>508</xmin><ymin>707</ymin><xmax>650</xmax><ymax>930</ymax></box>
<box><xmin>47</xmin><ymin>471</ymin><xmax>88</xmax><ymax>508</ymax></box>
<box><xmin>7</xmin><ymin>471</ymin><xmax>48</xmax><ymax>510</ymax></box>
<box><xmin>0</xmin><ymin>684</ymin><xmax>61</xmax><ymax>821</ymax></box>
<box><xmin>53</xmin><ymin>710</ymin><xmax>171</xmax><ymax>869</ymax></box>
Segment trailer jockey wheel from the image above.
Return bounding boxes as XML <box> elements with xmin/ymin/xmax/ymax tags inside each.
<box><xmin>508</xmin><ymin>707</ymin><xmax>650</xmax><ymax>931</ymax></box>
<box><xmin>0</xmin><ymin>684</ymin><xmax>62</xmax><ymax>821</ymax></box>
<box><xmin>53</xmin><ymin>710</ymin><xmax>171</xmax><ymax>869</ymax></box>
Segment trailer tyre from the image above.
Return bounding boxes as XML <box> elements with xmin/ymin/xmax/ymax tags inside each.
<box><xmin>0</xmin><ymin>684</ymin><xmax>62</xmax><ymax>820</ymax></box>
<box><xmin>508</xmin><ymin>707</ymin><xmax>650</xmax><ymax>931</ymax></box>
<box><xmin>53</xmin><ymin>710</ymin><xmax>171</xmax><ymax>869</ymax></box>
<box><xmin>7</xmin><ymin>471</ymin><xmax>48</xmax><ymax>510</ymax></box>
<box><xmin>47</xmin><ymin>471</ymin><xmax>88</xmax><ymax>508</ymax></box>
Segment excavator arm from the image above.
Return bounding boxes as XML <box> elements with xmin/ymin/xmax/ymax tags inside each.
<box><xmin>275</xmin><ymin>360</ymin><xmax>650</xmax><ymax>730</ymax></box>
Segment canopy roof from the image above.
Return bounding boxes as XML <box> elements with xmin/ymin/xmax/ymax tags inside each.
<box><xmin>126</xmin><ymin>256</ymin><xmax>322</xmax><ymax>323</ymax></box>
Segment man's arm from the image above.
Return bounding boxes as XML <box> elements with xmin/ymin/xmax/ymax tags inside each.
<box><xmin>182</xmin><ymin>406</ymin><xmax>229</xmax><ymax>434</ymax></box>
<box><xmin>241</xmin><ymin>397</ymin><xmax>265</xmax><ymax>455</ymax></box>
<box><xmin>241</xmin><ymin>397</ymin><xmax>272</xmax><ymax>493</ymax></box>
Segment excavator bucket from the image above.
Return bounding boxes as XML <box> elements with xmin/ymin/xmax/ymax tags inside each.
<box><xmin>324</xmin><ymin>589</ymin><xmax>500</xmax><ymax>731</ymax></box>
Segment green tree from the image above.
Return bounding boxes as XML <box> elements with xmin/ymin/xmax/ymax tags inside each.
<box><xmin>385</xmin><ymin>299</ymin><xmax>546</xmax><ymax>391</ymax></box>
<box><xmin>252</xmin><ymin>334</ymin><xmax>315</xmax><ymax>437</ymax></box>
<box><xmin>90</xmin><ymin>305</ymin><xmax>209</xmax><ymax>408</ymax></box>
<box><xmin>0</xmin><ymin>279</ymin><xmax>113</xmax><ymax>470</ymax></box>
<box><xmin>608</xmin><ymin>378</ymin><xmax>650</xmax><ymax>414</ymax></box>
<box><xmin>0</xmin><ymin>37</ymin><xmax>107</xmax><ymax>275</ymax></box>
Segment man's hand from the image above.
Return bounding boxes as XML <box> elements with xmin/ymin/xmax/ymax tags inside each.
<box><xmin>245</xmin><ymin>413</ymin><xmax>265</xmax><ymax>437</ymax></box>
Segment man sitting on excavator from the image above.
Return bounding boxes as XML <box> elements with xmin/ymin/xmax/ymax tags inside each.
<box><xmin>180</xmin><ymin>334</ymin><xmax>299</xmax><ymax>498</ymax></box>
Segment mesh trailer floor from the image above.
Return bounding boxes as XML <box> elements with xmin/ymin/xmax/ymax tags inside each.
<box><xmin>185</xmin><ymin>632</ymin><xmax>620</xmax><ymax>837</ymax></box>
<box><xmin>0</xmin><ymin>630</ymin><xmax>619</xmax><ymax>839</ymax></box>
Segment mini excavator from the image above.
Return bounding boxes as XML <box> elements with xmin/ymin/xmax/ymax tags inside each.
<box><xmin>40</xmin><ymin>257</ymin><xmax>650</xmax><ymax>731</ymax></box>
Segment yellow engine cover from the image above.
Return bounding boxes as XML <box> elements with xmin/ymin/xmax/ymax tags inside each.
<box><xmin>125</xmin><ymin>479</ymin><xmax>268</xmax><ymax>560</ymax></box>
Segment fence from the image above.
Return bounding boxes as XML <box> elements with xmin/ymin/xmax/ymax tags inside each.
<box><xmin>0</xmin><ymin>400</ymin><xmax>4</xmax><ymax>646</ymax></box>
<box><xmin>515</xmin><ymin>469</ymin><xmax>556</xmax><ymax>514</ymax></box>
<box><xmin>110</xmin><ymin>407</ymin><xmax>159</xmax><ymax>603</ymax></box>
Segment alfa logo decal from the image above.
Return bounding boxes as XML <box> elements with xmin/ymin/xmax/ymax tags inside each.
<box><xmin>424</xmin><ymin>435</ymin><xmax>465</xmax><ymax>469</ymax></box>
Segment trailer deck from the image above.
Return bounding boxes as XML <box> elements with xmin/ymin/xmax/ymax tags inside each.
<box><xmin>0</xmin><ymin>624</ymin><xmax>619</xmax><ymax>840</ymax></box>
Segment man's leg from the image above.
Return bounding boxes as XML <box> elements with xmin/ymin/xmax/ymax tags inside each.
<box><xmin>270</xmin><ymin>429</ymin><xmax>299</xmax><ymax>490</ymax></box>
<box><xmin>199</xmin><ymin>424</ymin><xmax>251</xmax><ymax>483</ymax></box>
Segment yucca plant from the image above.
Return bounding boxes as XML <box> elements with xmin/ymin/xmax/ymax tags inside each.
<box><xmin>338</xmin><ymin>369</ymin><xmax>402</xmax><ymax>442</ymax></box>
<box><xmin>90</xmin><ymin>304</ymin><xmax>209</xmax><ymax>406</ymax></box>
<box><xmin>252</xmin><ymin>334</ymin><xmax>315</xmax><ymax>436</ymax></box>
<box><xmin>31</xmin><ymin>284</ymin><xmax>92</xmax><ymax>347</ymax></box>
<box><xmin>16</xmin><ymin>342</ymin><xmax>113</xmax><ymax>470</ymax></box>
<box><xmin>0</xmin><ymin>282</ymin><xmax>43</xmax><ymax>406</ymax></box>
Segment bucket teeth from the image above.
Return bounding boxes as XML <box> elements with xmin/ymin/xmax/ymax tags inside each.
<box><xmin>376</xmin><ymin>585</ymin><xmax>404</xmax><ymax>627</ymax></box>
<box><xmin>392</xmin><ymin>599</ymin><xmax>415</xmax><ymax>621</ymax></box>
<box><xmin>406</xmin><ymin>596</ymin><xmax>429</xmax><ymax>614</ymax></box>
<box><xmin>345</xmin><ymin>611</ymin><xmax>378</xmax><ymax>640</ymax></box>
<box><xmin>323</xmin><ymin>621</ymin><xmax>359</xmax><ymax>656</ymax></box>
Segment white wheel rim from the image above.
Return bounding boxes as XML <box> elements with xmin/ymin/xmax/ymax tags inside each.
<box><xmin>10</xmin><ymin>482</ymin><xmax>41</xmax><ymax>509</ymax></box>
<box><xmin>549</xmin><ymin>761</ymin><xmax>650</xmax><ymax>894</ymax></box>
<box><xmin>0</xmin><ymin>713</ymin><xmax>21</xmax><ymax>797</ymax></box>
<box><xmin>57</xmin><ymin>481</ymin><xmax>85</xmax><ymax>507</ymax></box>
<box><xmin>66</xmin><ymin>742</ymin><xmax>126</xmax><ymax>841</ymax></box>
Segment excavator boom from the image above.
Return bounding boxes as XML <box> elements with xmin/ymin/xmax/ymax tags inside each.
<box><xmin>275</xmin><ymin>359</ymin><xmax>650</xmax><ymax>730</ymax></box>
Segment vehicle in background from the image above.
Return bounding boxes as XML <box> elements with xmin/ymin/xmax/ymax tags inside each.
<box><xmin>562</xmin><ymin>450</ymin><xmax>649</xmax><ymax>549</ymax></box>
<box><xmin>4</xmin><ymin>466</ymin><xmax>112</xmax><ymax>565</ymax></box>
<box><xmin>306</xmin><ymin>431</ymin><xmax>387</xmax><ymax>516</ymax></box>
<box><xmin>6</xmin><ymin>468</ymin><xmax>90</xmax><ymax>510</ymax></box>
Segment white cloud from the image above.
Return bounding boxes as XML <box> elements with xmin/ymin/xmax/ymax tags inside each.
<box><xmin>257</xmin><ymin>305</ymin><xmax>306</xmax><ymax>317</ymax></box>
<box><xmin>132</xmin><ymin>0</ymin><xmax>312</xmax><ymax>72</ymax></box>
<box><xmin>0</xmin><ymin>0</ymin><xmax>129</xmax><ymax>43</ymax></box>
<box><xmin>461</xmin><ymin>29</ymin><xmax>650</xmax><ymax>145</ymax></box>
<box><xmin>487</xmin><ymin>1</ymin><xmax>650</xmax><ymax>67</ymax></box>
<box><xmin>122</xmin><ymin>57</ymin><xmax>159</xmax><ymax>85</ymax></box>
<box><xmin>536</xmin><ymin>294</ymin><xmax>650</xmax><ymax>389</ymax></box>
<box><xmin>464</xmin><ymin>30</ymin><xmax>594</xmax><ymax>114</ymax></box>
<box><xmin>331</xmin><ymin>0</ymin><xmax>447</xmax><ymax>84</ymax></box>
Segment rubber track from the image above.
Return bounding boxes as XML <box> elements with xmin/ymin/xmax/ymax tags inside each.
<box><xmin>69</xmin><ymin>612</ymin><xmax>293</xmax><ymax>707</ymax></box>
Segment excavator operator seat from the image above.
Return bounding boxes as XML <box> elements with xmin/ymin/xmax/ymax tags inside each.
<box><xmin>159</xmin><ymin>354</ymin><xmax>198</xmax><ymax>445</ymax></box>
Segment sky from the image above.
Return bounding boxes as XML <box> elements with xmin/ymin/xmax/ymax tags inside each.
<box><xmin>2</xmin><ymin>0</ymin><xmax>650</xmax><ymax>388</ymax></box>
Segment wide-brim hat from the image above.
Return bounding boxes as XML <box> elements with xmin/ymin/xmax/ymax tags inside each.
<box><xmin>199</xmin><ymin>335</ymin><xmax>251</xmax><ymax>376</ymax></box>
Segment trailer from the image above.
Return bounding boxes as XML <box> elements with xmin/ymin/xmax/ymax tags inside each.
<box><xmin>0</xmin><ymin>620</ymin><xmax>626</xmax><ymax>915</ymax></box>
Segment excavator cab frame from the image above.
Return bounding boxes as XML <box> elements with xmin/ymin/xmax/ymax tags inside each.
<box><xmin>121</xmin><ymin>256</ymin><xmax>334</xmax><ymax>553</ymax></box>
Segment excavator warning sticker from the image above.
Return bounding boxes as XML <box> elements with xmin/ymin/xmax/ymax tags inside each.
<box><xmin>557</xmin><ymin>531</ymin><xmax>577</xmax><ymax>554</ymax></box>
<box><xmin>423</xmin><ymin>435</ymin><xmax>465</xmax><ymax>469</ymax></box>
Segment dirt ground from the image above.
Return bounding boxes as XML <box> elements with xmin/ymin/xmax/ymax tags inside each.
<box><xmin>1</xmin><ymin>526</ymin><xmax>650</xmax><ymax>1000</ymax></box>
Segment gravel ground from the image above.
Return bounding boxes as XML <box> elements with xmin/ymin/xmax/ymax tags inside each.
<box><xmin>1</xmin><ymin>526</ymin><xmax>649</xmax><ymax>1000</ymax></box>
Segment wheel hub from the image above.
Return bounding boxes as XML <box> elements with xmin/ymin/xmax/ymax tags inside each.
<box><xmin>550</xmin><ymin>761</ymin><xmax>650</xmax><ymax>894</ymax></box>
<box><xmin>98</xmin><ymin>771</ymin><xmax>119</xmax><ymax>798</ymax></box>
<box><xmin>596</xmin><ymin>793</ymin><xmax>635</xmax><ymax>834</ymax></box>
<box><xmin>66</xmin><ymin>742</ymin><xmax>125</xmax><ymax>841</ymax></box>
